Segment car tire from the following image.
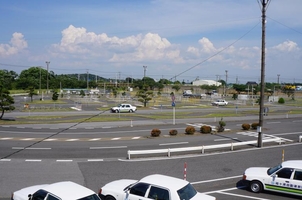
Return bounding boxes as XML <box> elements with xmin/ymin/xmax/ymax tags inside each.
<box><xmin>129</xmin><ymin>109</ymin><xmax>133</xmax><ymax>113</ymax></box>
<box><xmin>249</xmin><ymin>180</ymin><xmax>263</xmax><ymax>193</ymax></box>
<box><xmin>105</xmin><ymin>195</ymin><xmax>116</xmax><ymax>200</ymax></box>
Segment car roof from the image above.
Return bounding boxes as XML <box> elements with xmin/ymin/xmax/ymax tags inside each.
<box><xmin>282</xmin><ymin>160</ymin><xmax>302</xmax><ymax>169</ymax></box>
<box><xmin>139</xmin><ymin>174</ymin><xmax>188</xmax><ymax>190</ymax></box>
<box><xmin>42</xmin><ymin>181</ymin><xmax>95</xmax><ymax>199</ymax></box>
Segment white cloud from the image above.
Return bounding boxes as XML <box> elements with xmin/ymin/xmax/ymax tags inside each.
<box><xmin>0</xmin><ymin>32</ymin><xmax>27</xmax><ymax>57</ymax></box>
<box><xmin>272</xmin><ymin>40</ymin><xmax>299</xmax><ymax>52</ymax></box>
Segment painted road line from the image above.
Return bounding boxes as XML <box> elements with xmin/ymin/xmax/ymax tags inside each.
<box><xmin>191</xmin><ymin>175</ymin><xmax>242</xmax><ymax>184</ymax></box>
<box><xmin>214</xmin><ymin>138</ymin><xmax>238</xmax><ymax>141</ymax></box>
<box><xmin>89</xmin><ymin>138</ymin><xmax>102</xmax><ymax>141</ymax></box>
<box><xmin>0</xmin><ymin>137</ymin><xmax>13</xmax><ymax>140</ymax></box>
<box><xmin>45</xmin><ymin>138</ymin><xmax>58</xmax><ymax>141</ymax></box>
<box><xmin>217</xmin><ymin>191</ymin><xmax>270</xmax><ymax>200</ymax></box>
<box><xmin>111</xmin><ymin>137</ymin><xmax>121</xmax><ymax>140</ymax></box>
<box><xmin>0</xmin><ymin>159</ymin><xmax>11</xmax><ymax>161</ymax></box>
<box><xmin>66</xmin><ymin>139</ymin><xmax>79</xmax><ymax>141</ymax></box>
<box><xmin>159</xmin><ymin>142</ymin><xmax>189</xmax><ymax>146</ymax></box>
<box><xmin>56</xmin><ymin>160</ymin><xmax>73</xmax><ymax>162</ymax></box>
<box><xmin>90</xmin><ymin>146</ymin><xmax>127</xmax><ymax>149</ymax></box>
<box><xmin>21</xmin><ymin>138</ymin><xmax>35</xmax><ymax>141</ymax></box>
<box><xmin>87</xmin><ymin>159</ymin><xmax>104</xmax><ymax>162</ymax></box>
<box><xmin>132</xmin><ymin>137</ymin><xmax>141</xmax><ymax>140</ymax></box>
<box><xmin>25</xmin><ymin>159</ymin><xmax>41</xmax><ymax>162</ymax></box>
<box><xmin>267</xmin><ymin>121</ymin><xmax>281</xmax><ymax>124</ymax></box>
<box><xmin>12</xmin><ymin>147</ymin><xmax>51</xmax><ymax>150</ymax></box>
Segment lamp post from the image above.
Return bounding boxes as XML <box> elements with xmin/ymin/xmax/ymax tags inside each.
<box><xmin>46</xmin><ymin>61</ymin><xmax>50</xmax><ymax>95</ymax></box>
<box><xmin>39</xmin><ymin>66</ymin><xmax>41</xmax><ymax>100</ymax></box>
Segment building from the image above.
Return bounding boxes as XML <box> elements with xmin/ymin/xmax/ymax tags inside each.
<box><xmin>192</xmin><ymin>80</ymin><xmax>222</xmax><ymax>86</ymax></box>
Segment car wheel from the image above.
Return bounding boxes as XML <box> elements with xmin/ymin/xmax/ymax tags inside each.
<box><xmin>129</xmin><ymin>109</ymin><xmax>133</xmax><ymax>113</ymax></box>
<box><xmin>250</xmin><ymin>181</ymin><xmax>263</xmax><ymax>193</ymax></box>
<box><xmin>105</xmin><ymin>195</ymin><xmax>116</xmax><ymax>200</ymax></box>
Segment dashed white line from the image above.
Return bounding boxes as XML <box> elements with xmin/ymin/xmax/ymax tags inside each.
<box><xmin>217</xmin><ymin>191</ymin><xmax>270</xmax><ymax>200</ymax></box>
<box><xmin>0</xmin><ymin>159</ymin><xmax>11</xmax><ymax>161</ymax></box>
<box><xmin>45</xmin><ymin>138</ymin><xmax>58</xmax><ymax>141</ymax></box>
<box><xmin>111</xmin><ymin>137</ymin><xmax>121</xmax><ymax>140</ymax></box>
<box><xmin>87</xmin><ymin>159</ymin><xmax>104</xmax><ymax>162</ymax></box>
<box><xmin>21</xmin><ymin>138</ymin><xmax>35</xmax><ymax>141</ymax></box>
<box><xmin>25</xmin><ymin>159</ymin><xmax>41</xmax><ymax>162</ymax></box>
<box><xmin>132</xmin><ymin>137</ymin><xmax>141</xmax><ymax>140</ymax></box>
<box><xmin>56</xmin><ymin>160</ymin><xmax>73</xmax><ymax>162</ymax></box>
<box><xmin>90</xmin><ymin>146</ymin><xmax>127</xmax><ymax>149</ymax></box>
<box><xmin>89</xmin><ymin>138</ymin><xmax>102</xmax><ymax>141</ymax></box>
<box><xmin>214</xmin><ymin>138</ymin><xmax>238</xmax><ymax>141</ymax></box>
<box><xmin>66</xmin><ymin>139</ymin><xmax>79</xmax><ymax>141</ymax></box>
<box><xmin>12</xmin><ymin>147</ymin><xmax>51</xmax><ymax>150</ymax></box>
<box><xmin>159</xmin><ymin>142</ymin><xmax>189</xmax><ymax>146</ymax></box>
<box><xmin>0</xmin><ymin>137</ymin><xmax>13</xmax><ymax>140</ymax></box>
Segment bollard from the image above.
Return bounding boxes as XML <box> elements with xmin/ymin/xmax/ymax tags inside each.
<box><xmin>184</xmin><ymin>162</ymin><xmax>187</xmax><ymax>180</ymax></box>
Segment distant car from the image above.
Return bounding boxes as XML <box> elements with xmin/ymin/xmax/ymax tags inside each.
<box><xmin>98</xmin><ymin>174</ymin><xmax>216</xmax><ymax>200</ymax></box>
<box><xmin>242</xmin><ymin>160</ymin><xmax>302</xmax><ymax>197</ymax></box>
<box><xmin>111</xmin><ymin>104</ymin><xmax>137</xmax><ymax>113</ymax></box>
<box><xmin>211</xmin><ymin>99</ymin><xmax>228</xmax><ymax>106</ymax></box>
<box><xmin>12</xmin><ymin>181</ymin><xmax>101</xmax><ymax>200</ymax></box>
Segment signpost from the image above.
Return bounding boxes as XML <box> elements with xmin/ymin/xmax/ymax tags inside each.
<box><xmin>171</xmin><ymin>94</ymin><xmax>175</xmax><ymax>125</ymax></box>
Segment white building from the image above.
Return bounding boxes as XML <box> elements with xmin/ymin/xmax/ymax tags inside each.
<box><xmin>192</xmin><ymin>80</ymin><xmax>222</xmax><ymax>86</ymax></box>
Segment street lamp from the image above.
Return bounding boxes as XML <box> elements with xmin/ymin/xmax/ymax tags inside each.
<box><xmin>46</xmin><ymin>61</ymin><xmax>50</xmax><ymax>95</ymax></box>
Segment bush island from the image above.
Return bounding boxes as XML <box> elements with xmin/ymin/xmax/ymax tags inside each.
<box><xmin>251</xmin><ymin>122</ymin><xmax>259</xmax><ymax>130</ymax></box>
<box><xmin>169</xmin><ymin>129</ymin><xmax>178</xmax><ymax>136</ymax></box>
<box><xmin>242</xmin><ymin>123</ymin><xmax>250</xmax><ymax>130</ymax></box>
<box><xmin>217</xmin><ymin>118</ymin><xmax>226</xmax><ymax>132</ymax></box>
<box><xmin>150</xmin><ymin>128</ymin><xmax>161</xmax><ymax>137</ymax></box>
<box><xmin>200</xmin><ymin>125</ymin><xmax>212</xmax><ymax>134</ymax></box>
<box><xmin>185</xmin><ymin>126</ymin><xmax>196</xmax><ymax>135</ymax></box>
<box><xmin>278</xmin><ymin>97</ymin><xmax>285</xmax><ymax>104</ymax></box>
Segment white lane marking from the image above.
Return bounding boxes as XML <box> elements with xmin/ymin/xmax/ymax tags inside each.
<box><xmin>90</xmin><ymin>146</ymin><xmax>127</xmax><ymax>149</ymax></box>
<box><xmin>132</xmin><ymin>137</ymin><xmax>141</xmax><ymax>140</ymax></box>
<box><xmin>0</xmin><ymin>137</ymin><xmax>13</xmax><ymax>140</ymax></box>
<box><xmin>87</xmin><ymin>159</ymin><xmax>104</xmax><ymax>162</ymax></box>
<box><xmin>89</xmin><ymin>138</ymin><xmax>102</xmax><ymax>141</ymax></box>
<box><xmin>0</xmin><ymin>159</ymin><xmax>11</xmax><ymax>161</ymax></box>
<box><xmin>56</xmin><ymin>160</ymin><xmax>73</xmax><ymax>162</ymax></box>
<box><xmin>217</xmin><ymin>191</ymin><xmax>270</xmax><ymax>200</ymax></box>
<box><xmin>66</xmin><ymin>139</ymin><xmax>79</xmax><ymax>141</ymax></box>
<box><xmin>102</xmin><ymin>126</ymin><xmax>112</xmax><ymax>128</ymax></box>
<box><xmin>45</xmin><ymin>139</ymin><xmax>57</xmax><ymax>141</ymax></box>
<box><xmin>12</xmin><ymin>147</ymin><xmax>51</xmax><ymax>150</ymax></box>
<box><xmin>293</xmin><ymin>120</ymin><xmax>302</xmax><ymax>123</ymax></box>
<box><xmin>111</xmin><ymin>137</ymin><xmax>121</xmax><ymax>140</ymax></box>
<box><xmin>33</xmin><ymin>127</ymin><xmax>42</xmax><ymax>129</ymax></box>
<box><xmin>214</xmin><ymin>138</ymin><xmax>238</xmax><ymax>141</ymax></box>
<box><xmin>25</xmin><ymin>159</ymin><xmax>41</xmax><ymax>162</ymax></box>
<box><xmin>85</xmin><ymin>127</ymin><xmax>95</xmax><ymax>129</ymax></box>
<box><xmin>267</xmin><ymin>121</ymin><xmax>281</xmax><ymax>124</ymax></box>
<box><xmin>21</xmin><ymin>138</ymin><xmax>35</xmax><ymax>141</ymax></box>
<box><xmin>159</xmin><ymin>142</ymin><xmax>189</xmax><ymax>146</ymax></box>
<box><xmin>191</xmin><ymin>175</ymin><xmax>242</xmax><ymax>184</ymax></box>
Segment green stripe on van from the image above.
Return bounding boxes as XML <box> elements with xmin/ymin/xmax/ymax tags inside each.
<box><xmin>266</xmin><ymin>184</ymin><xmax>302</xmax><ymax>195</ymax></box>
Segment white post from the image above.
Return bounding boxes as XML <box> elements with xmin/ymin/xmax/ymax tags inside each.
<box><xmin>173</xmin><ymin>107</ymin><xmax>175</xmax><ymax>125</ymax></box>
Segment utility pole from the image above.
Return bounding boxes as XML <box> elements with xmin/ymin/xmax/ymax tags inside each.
<box><xmin>39</xmin><ymin>66</ymin><xmax>42</xmax><ymax>100</ymax></box>
<box><xmin>277</xmin><ymin>74</ymin><xmax>280</xmax><ymax>84</ymax></box>
<box><xmin>224</xmin><ymin>70</ymin><xmax>228</xmax><ymax>96</ymax></box>
<box><xmin>86</xmin><ymin>69</ymin><xmax>89</xmax><ymax>89</ymax></box>
<box><xmin>45</xmin><ymin>61</ymin><xmax>50</xmax><ymax>95</ymax></box>
<box><xmin>143</xmin><ymin>66</ymin><xmax>147</xmax><ymax>84</ymax></box>
<box><xmin>258</xmin><ymin>0</ymin><xmax>269</xmax><ymax>148</ymax></box>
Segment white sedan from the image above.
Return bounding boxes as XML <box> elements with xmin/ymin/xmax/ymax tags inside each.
<box><xmin>111</xmin><ymin>104</ymin><xmax>137</xmax><ymax>113</ymax></box>
<box><xmin>12</xmin><ymin>181</ymin><xmax>101</xmax><ymax>200</ymax></box>
<box><xmin>98</xmin><ymin>174</ymin><xmax>215</xmax><ymax>200</ymax></box>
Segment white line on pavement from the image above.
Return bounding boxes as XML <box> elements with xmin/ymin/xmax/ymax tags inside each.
<box><xmin>159</xmin><ymin>142</ymin><xmax>189</xmax><ymax>146</ymax></box>
<box><xmin>90</xmin><ymin>146</ymin><xmax>127</xmax><ymax>149</ymax></box>
<box><xmin>217</xmin><ymin>191</ymin><xmax>270</xmax><ymax>200</ymax></box>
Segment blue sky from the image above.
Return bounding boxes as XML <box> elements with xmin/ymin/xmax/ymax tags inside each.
<box><xmin>1</xmin><ymin>0</ymin><xmax>302</xmax><ymax>84</ymax></box>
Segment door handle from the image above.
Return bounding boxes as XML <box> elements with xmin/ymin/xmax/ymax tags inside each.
<box><xmin>285</xmin><ymin>181</ymin><xmax>289</xmax><ymax>183</ymax></box>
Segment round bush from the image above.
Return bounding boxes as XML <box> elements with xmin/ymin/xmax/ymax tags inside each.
<box><xmin>150</xmin><ymin>128</ymin><xmax>161</xmax><ymax>137</ymax></box>
<box><xmin>251</xmin><ymin>122</ymin><xmax>259</xmax><ymax>130</ymax></box>
<box><xmin>185</xmin><ymin>126</ymin><xmax>195</xmax><ymax>135</ymax></box>
<box><xmin>200</xmin><ymin>125</ymin><xmax>212</xmax><ymax>134</ymax></box>
<box><xmin>242</xmin><ymin>123</ymin><xmax>251</xmax><ymax>130</ymax></box>
<box><xmin>278</xmin><ymin>97</ymin><xmax>285</xmax><ymax>104</ymax></box>
<box><xmin>169</xmin><ymin>129</ymin><xmax>178</xmax><ymax>136</ymax></box>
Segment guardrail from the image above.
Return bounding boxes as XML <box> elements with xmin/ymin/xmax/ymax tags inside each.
<box><xmin>127</xmin><ymin>138</ymin><xmax>283</xmax><ymax>159</ymax></box>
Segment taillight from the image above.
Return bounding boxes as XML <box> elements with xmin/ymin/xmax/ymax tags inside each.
<box><xmin>242</xmin><ymin>174</ymin><xmax>247</xmax><ymax>180</ymax></box>
<box><xmin>98</xmin><ymin>188</ymin><xmax>102</xmax><ymax>194</ymax></box>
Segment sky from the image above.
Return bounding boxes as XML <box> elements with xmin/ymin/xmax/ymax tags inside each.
<box><xmin>0</xmin><ymin>0</ymin><xmax>302</xmax><ymax>84</ymax></box>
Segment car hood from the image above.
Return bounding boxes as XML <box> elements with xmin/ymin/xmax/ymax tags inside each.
<box><xmin>102</xmin><ymin>179</ymin><xmax>137</xmax><ymax>191</ymax></box>
<box><xmin>244</xmin><ymin>167</ymin><xmax>269</xmax><ymax>177</ymax></box>
<box><xmin>191</xmin><ymin>193</ymin><xmax>216</xmax><ymax>200</ymax></box>
<box><xmin>13</xmin><ymin>184</ymin><xmax>48</xmax><ymax>200</ymax></box>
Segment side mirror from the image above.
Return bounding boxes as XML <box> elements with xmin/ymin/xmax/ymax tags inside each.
<box><xmin>28</xmin><ymin>194</ymin><xmax>32</xmax><ymax>200</ymax></box>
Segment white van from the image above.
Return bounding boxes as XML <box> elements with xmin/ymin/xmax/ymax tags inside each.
<box><xmin>242</xmin><ymin>160</ymin><xmax>302</xmax><ymax>197</ymax></box>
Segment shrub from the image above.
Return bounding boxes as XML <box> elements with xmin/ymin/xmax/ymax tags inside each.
<box><xmin>169</xmin><ymin>129</ymin><xmax>178</xmax><ymax>136</ymax></box>
<box><xmin>217</xmin><ymin>118</ymin><xmax>226</xmax><ymax>132</ymax></box>
<box><xmin>185</xmin><ymin>126</ymin><xmax>196</xmax><ymax>135</ymax></box>
<box><xmin>150</xmin><ymin>128</ymin><xmax>161</xmax><ymax>137</ymax></box>
<box><xmin>242</xmin><ymin>123</ymin><xmax>251</xmax><ymax>130</ymax></box>
<box><xmin>278</xmin><ymin>97</ymin><xmax>285</xmax><ymax>104</ymax></box>
<box><xmin>200</xmin><ymin>125</ymin><xmax>212</xmax><ymax>134</ymax></box>
<box><xmin>251</xmin><ymin>122</ymin><xmax>259</xmax><ymax>130</ymax></box>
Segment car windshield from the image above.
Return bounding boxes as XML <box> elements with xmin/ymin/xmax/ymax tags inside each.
<box><xmin>77</xmin><ymin>194</ymin><xmax>100</xmax><ymax>200</ymax></box>
<box><xmin>177</xmin><ymin>183</ymin><xmax>197</xmax><ymax>200</ymax></box>
<box><xmin>267</xmin><ymin>164</ymin><xmax>282</xmax><ymax>175</ymax></box>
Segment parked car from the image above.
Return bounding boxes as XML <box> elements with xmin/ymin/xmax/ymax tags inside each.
<box><xmin>211</xmin><ymin>99</ymin><xmax>228</xmax><ymax>106</ymax></box>
<box><xmin>111</xmin><ymin>104</ymin><xmax>137</xmax><ymax>113</ymax></box>
<box><xmin>242</xmin><ymin>160</ymin><xmax>302</xmax><ymax>197</ymax></box>
<box><xmin>98</xmin><ymin>174</ymin><xmax>216</xmax><ymax>200</ymax></box>
<box><xmin>11</xmin><ymin>181</ymin><xmax>101</xmax><ymax>200</ymax></box>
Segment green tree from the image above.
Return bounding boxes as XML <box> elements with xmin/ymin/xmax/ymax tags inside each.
<box><xmin>172</xmin><ymin>84</ymin><xmax>181</xmax><ymax>92</ymax></box>
<box><xmin>136</xmin><ymin>87</ymin><xmax>153</xmax><ymax>107</ymax></box>
<box><xmin>52</xmin><ymin>91</ymin><xmax>59</xmax><ymax>101</ymax></box>
<box><xmin>0</xmin><ymin>85</ymin><xmax>15</xmax><ymax>119</ymax></box>
<box><xmin>80</xmin><ymin>90</ymin><xmax>85</xmax><ymax>98</ymax></box>
<box><xmin>27</xmin><ymin>86</ymin><xmax>37</xmax><ymax>102</ymax></box>
<box><xmin>232</xmin><ymin>84</ymin><xmax>246</xmax><ymax>94</ymax></box>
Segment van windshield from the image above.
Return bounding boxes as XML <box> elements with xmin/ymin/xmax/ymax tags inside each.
<box><xmin>267</xmin><ymin>164</ymin><xmax>282</xmax><ymax>175</ymax></box>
